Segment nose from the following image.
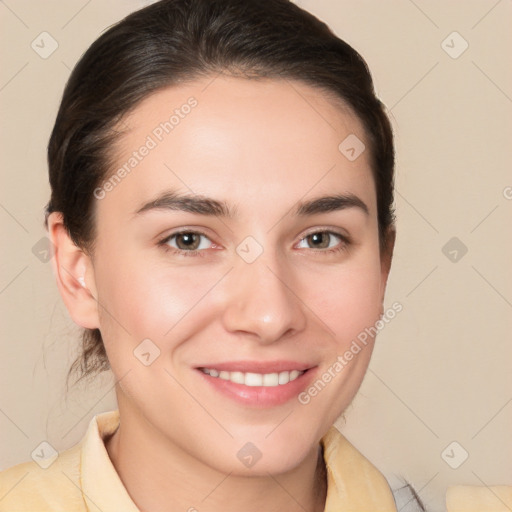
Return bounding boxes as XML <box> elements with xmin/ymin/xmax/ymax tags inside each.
<box><xmin>220</xmin><ymin>251</ymin><xmax>307</xmax><ymax>345</ymax></box>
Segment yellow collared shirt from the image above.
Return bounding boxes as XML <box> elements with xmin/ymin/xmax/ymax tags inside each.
<box><xmin>0</xmin><ymin>411</ymin><xmax>510</xmax><ymax>511</ymax></box>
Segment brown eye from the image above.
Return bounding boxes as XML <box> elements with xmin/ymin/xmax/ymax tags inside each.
<box><xmin>298</xmin><ymin>231</ymin><xmax>345</xmax><ymax>251</ymax></box>
<box><xmin>163</xmin><ymin>231</ymin><xmax>213</xmax><ymax>253</ymax></box>
<box><xmin>306</xmin><ymin>232</ymin><xmax>330</xmax><ymax>249</ymax></box>
<box><xmin>175</xmin><ymin>232</ymin><xmax>201</xmax><ymax>250</ymax></box>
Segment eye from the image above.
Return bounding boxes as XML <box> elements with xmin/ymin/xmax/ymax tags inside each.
<box><xmin>159</xmin><ymin>230</ymin><xmax>214</xmax><ymax>255</ymax></box>
<box><xmin>296</xmin><ymin>230</ymin><xmax>349</xmax><ymax>253</ymax></box>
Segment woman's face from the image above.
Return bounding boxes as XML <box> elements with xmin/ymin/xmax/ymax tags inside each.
<box><xmin>87</xmin><ymin>76</ymin><xmax>392</xmax><ymax>475</ymax></box>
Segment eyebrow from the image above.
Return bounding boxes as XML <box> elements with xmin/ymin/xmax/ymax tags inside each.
<box><xmin>134</xmin><ymin>191</ymin><xmax>238</xmax><ymax>218</ymax></box>
<box><xmin>134</xmin><ymin>190</ymin><xmax>369</xmax><ymax>218</ymax></box>
<box><xmin>295</xmin><ymin>193</ymin><xmax>369</xmax><ymax>216</ymax></box>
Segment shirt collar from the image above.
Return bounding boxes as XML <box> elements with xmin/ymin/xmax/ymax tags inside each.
<box><xmin>81</xmin><ymin>410</ymin><xmax>139</xmax><ymax>512</ymax></box>
<box><xmin>321</xmin><ymin>426</ymin><xmax>397</xmax><ymax>511</ymax></box>
<box><xmin>80</xmin><ymin>410</ymin><xmax>396</xmax><ymax>511</ymax></box>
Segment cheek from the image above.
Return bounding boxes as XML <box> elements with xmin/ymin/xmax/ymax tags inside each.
<box><xmin>294</xmin><ymin>250</ymin><xmax>384</xmax><ymax>420</ymax></box>
<box><xmin>309</xmin><ymin>254</ymin><xmax>383</xmax><ymax>344</ymax></box>
<box><xmin>94</xmin><ymin>247</ymin><xmax>221</xmax><ymax>351</ymax></box>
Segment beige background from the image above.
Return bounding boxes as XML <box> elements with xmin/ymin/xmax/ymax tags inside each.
<box><xmin>1</xmin><ymin>1</ymin><xmax>511</xmax><ymax>510</ymax></box>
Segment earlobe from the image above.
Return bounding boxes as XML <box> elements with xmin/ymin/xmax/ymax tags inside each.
<box><xmin>47</xmin><ymin>212</ymin><xmax>100</xmax><ymax>330</ymax></box>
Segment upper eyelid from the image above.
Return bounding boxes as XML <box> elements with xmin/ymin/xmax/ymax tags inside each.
<box><xmin>299</xmin><ymin>226</ymin><xmax>349</xmax><ymax>240</ymax></box>
<box><xmin>159</xmin><ymin>227</ymin><xmax>213</xmax><ymax>242</ymax></box>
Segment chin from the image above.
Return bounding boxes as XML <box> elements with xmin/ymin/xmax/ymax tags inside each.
<box><xmin>173</xmin><ymin>421</ymin><xmax>317</xmax><ymax>477</ymax></box>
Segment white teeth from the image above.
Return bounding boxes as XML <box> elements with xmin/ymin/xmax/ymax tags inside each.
<box><xmin>201</xmin><ymin>368</ymin><xmax>305</xmax><ymax>387</ymax></box>
<box><xmin>278</xmin><ymin>371</ymin><xmax>289</xmax><ymax>385</ymax></box>
<box><xmin>263</xmin><ymin>373</ymin><xmax>279</xmax><ymax>386</ymax></box>
<box><xmin>230</xmin><ymin>371</ymin><xmax>245</xmax><ymax>384</ymax></box>
<box><xmin>290</xmin><ymin>370</ymin><xmax>300</xmax><ymax>380</ymax></box>
<box><xmin>245</xmin><ymin>372</ymin><xmax>263</xmax><ymax>386</ymax></box>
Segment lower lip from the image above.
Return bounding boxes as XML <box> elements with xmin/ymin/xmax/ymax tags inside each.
<box><xmin>196</xmin><ymin>368</ymin><xmax>316</xmax><ymax>407</ymax></box>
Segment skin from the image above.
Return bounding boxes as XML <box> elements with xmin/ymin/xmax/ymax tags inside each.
<box><xmin>48</xmin><ymin>75</ymin><xmax>394</xmax><ymax>512</ymax></box>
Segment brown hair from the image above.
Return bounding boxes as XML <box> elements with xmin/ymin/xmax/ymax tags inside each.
<box><xmin>45</xmin><ymin>0</ymin><xmax>395</xmax><ymax>383</ymax></box>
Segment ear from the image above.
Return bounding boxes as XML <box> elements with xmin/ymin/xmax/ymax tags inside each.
<box><xmin>47</xmin><ymin>212</ymin><xmax>100</xmax><ymax>329</ymax></box>
<box><xmin>379</xmin><ymin>226</ymin><xmax>396</xmax><ymax>308</ymax></box>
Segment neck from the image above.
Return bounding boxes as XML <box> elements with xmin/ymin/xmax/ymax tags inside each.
<box><xmin>105</xmin><ymin>399</ymin><xmax>327</xmax><ymax>512</ymax></box>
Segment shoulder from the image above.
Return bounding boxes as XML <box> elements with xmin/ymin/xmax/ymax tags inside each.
<box><xmin>446</xmin><ymin>485</ymin><xmax>512</xmax><ymax>511</ymax></box>
<box><xmin>0</xmin><ymin>410</ymin><xmax>121</xmax><ymax>511</ymax></box>
<box><xmin>0</xmin><ymin>442</ymin><xmax>85</xmax><ymax>511</ymax></box>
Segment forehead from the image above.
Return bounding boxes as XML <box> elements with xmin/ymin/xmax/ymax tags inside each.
<box><xmin>99</xmin><ymin>76</ymin><xmax>375</xmax><ymax>221</ymax></box>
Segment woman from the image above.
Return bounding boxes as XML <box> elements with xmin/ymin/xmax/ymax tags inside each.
<box><xmin>0</xmin><ymin>1</ymin><xmax>506</xmax><ymax>510</ymax></box>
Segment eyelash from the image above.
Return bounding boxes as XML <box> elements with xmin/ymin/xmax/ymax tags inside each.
<box><xmin>157</xmin><ymin>229</ymin><xmax>351</xmax><ymax>258</ymax></box>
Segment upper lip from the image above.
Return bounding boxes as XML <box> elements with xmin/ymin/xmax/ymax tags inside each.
<box><xmin>196</xmin><ymin>361</ymin><xmax>314</xmax><ymax>373</ymax></box>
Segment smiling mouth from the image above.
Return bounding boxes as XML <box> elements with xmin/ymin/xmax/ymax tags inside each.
<box><xmin>199</xmin><ymin>368</ymin><xmax>305</xmax><ymax>387</ymax></box>
<box><xmin>196</xmin><ymin>362</ymin><xmax>317</xmax><ymax>407</ymax></box>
